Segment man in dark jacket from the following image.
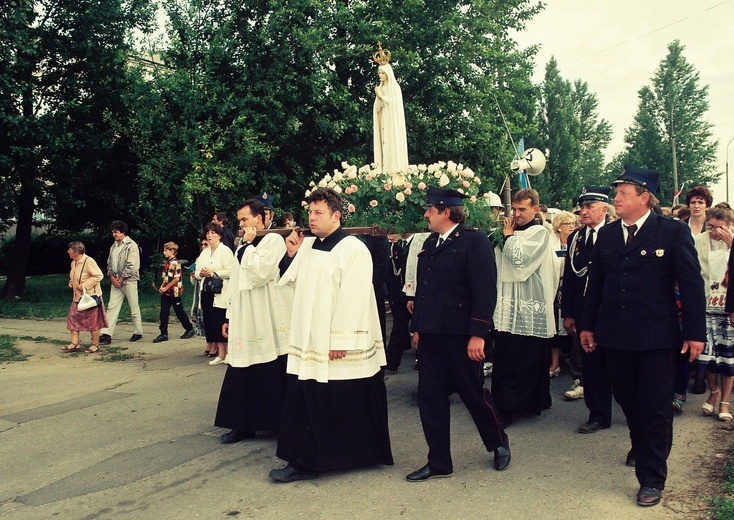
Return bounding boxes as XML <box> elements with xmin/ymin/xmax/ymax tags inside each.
<box><xmin>561</xmin><ymin>186</ymin><xmax>612</xmax><ymax>434</ymax></box>
<box><xmin>407</xmin><ymin>186</ymin><xmax>509</xmax><ymax>482</ymax></box>
<box><xmin>580</xmin><ymin>165</ymin><xmax>705</xmax><ymax>507</ymax></box>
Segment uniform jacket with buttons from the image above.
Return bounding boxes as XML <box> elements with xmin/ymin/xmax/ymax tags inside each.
<box><xmin>580</xmin><ymin>212</ymin><xmax>705</xmax><ymax>350</ymax></box>
<box><xmin>411</xmin><ymin>224</ymin><xmax>497</xmax><ymax>338</ymax></box>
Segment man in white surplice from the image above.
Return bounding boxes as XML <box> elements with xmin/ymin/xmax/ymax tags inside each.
<box><xmin>213</xmin><ymin>199</ymin><xmax>293</xmax><ymax>445</ymax></box>
<box><xmin>491</xmin><ymin>188</ymin><xmax>558</xmax><ymax>427</ymax></box>
<box><xmin>269</xmin><ymin>188</ymin><xmax>393</xmax><ymax>483</ymax></box>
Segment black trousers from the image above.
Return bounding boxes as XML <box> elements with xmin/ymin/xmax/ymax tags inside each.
<box><xmin>159</xmin><ymin>295</ymin><xmax>193</xmax><ymax>334</ymax></box>
<box><xmin>417</xmin><ymin>333</ymin><xmax>506</xmax><ymax>473</ymax></box>
<box><xmin>603</xmin><ymin>347</ymin><xmax>674</xmax><ymax>490</ymax></box>
<box><xmin>385</xmin><ymin>295</ymin><xmax>412</xmax><ymax>369</ymax></box>
<box><xmin>575</xmin><ymin>333</ymin><xmax>612</xmax><ymax>427</ymax></box>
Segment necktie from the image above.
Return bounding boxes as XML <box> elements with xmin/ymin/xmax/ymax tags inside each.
<box><xmin>586</xmin><ymin>228</ymin><xmax>595</xmax><ymax>248</ymax></box>
<box><xmin>625</xmin><ymin>224</ymin><xmax>637</xmax><ymax>247</ymax></box>
<box><xmin>437</xmin><ymin>237</ymin><xmax>444</xmax><ymax>247</ymax></box>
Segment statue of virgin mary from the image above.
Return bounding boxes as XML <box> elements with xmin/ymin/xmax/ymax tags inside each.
<box><xmin>373</xmin><ymin>43</ymin><xmax>409</xmax><ymax>173</ymax></box>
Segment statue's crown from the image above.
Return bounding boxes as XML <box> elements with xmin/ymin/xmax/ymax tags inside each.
<box><xmin>373</xmin><ymin>42</ymin><xmax>391</xmax><ymax>66</ymax></box>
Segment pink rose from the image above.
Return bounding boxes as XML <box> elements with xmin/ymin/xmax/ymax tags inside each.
<box><xmin>418</xmin><ymin>182</ymin><xmax>427</xmax><ymax>190</ymax></box>
<box><xmin>462</xmin><ymin>180</ymin><xmax>470</xmax><ymax>188</ymax></box>
<box><xmin>404</xmin><ymin>188</ymin><xmax>412</xmax><ymax>195</ymax></box>
<box><xmin>365</xmin><ymin>173</ymin><xmax>374</xmax><ymax>181</ymax></box>
<box><xmin>369</xmin><ymin>200</ymin><xmax>378</xmax><ymax>207</ymax></box>
<box><xmin>384</xmin><ymin>184</ymin><xmax>392</xmax><ymax>191</ymax></box>
<box><xmin>348</xmin><ymin>203</ymin><xmax>356</xmax><ymax>213</ymax></box>
<box><xmin>350</xmin><ymin>184</ymin><xmax>358</xmax><ymax>192</ymax></box>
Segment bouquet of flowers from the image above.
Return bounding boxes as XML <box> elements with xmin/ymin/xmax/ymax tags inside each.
<box><xmin>304</xmin><ymin>160</ymin><xmax>500</xmax><ymax>234</ymax></box>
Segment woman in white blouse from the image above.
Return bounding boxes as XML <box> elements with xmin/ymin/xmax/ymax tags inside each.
<box><xmin>195</xmin><ymin>222</ymin><xmax>233</xmax><ymax>365</ymax></box>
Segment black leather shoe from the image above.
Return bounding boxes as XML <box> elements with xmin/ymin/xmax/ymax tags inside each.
<box><xmin>129</xmin><ymin>334</ymin><xmax>143</xmax><ymax>342</ymax></box>
<box><xmin>691</xmin><ymin>377</ymin><xmax>706</xmax><ymax>395</ymax></box>
<box><xmin>152</xmin><ymin>334</ymin><xmax>168</xmax><ymax>343</ymax></box>
<box><xmin>578</xmin><ymin>420</ymin><xmax>609</xmax><ymax>434</ymax></box>
<box><xmin>636</xmin><ymin>486</ymin><xmax>662</xmax><ymax>507</ymax></box>
<box><xmin>269</xmin><ymin>463</ymin><xmax>318</xmax><ymax>483</ymax></box>
<box><xmin>99</xmin><ymin>334</ymin><xmax>111</xmax><ymax>345</ymax></box>
<box><xmin>498</xmin><ymin>410</ymin><xmax>512</xmax><ymax>429</ymax></box>
<box><xmin>406</xmin><ymin>464</ymin><xmax>453</xmax><ymax>482</ymax></box>
<box><xmin>181</xmin><ymin>329</ymin><xmax>196</xmax><ymax>339</ymax></box>
<box><xmin>494</xmin><ymin>434</ymin><xmax>511</xmax><ymax>471</ymax></box>
<box><xmin>625</xmin><ymin>450</ymin><xmax>636</xmax><ymax>468</ymax></box>
<box><xmin>220</xmin><ymin>429</ymin><xmax>256</xmax><ymax>444</ymax></box>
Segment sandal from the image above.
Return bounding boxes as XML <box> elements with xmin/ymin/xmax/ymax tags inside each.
<box><xmin>85</xmin><ymin>345</ymin><xmax>101</xmax><ymax>355</ymax></box>
<box><xmin>719</xmin><ymin>401</ymin><xmax>733</xmax><ymax>422</ymax></box>
<box><xmin>62</xmin><ymin>343</ymin><xmax>80</xmax><ymax>352</ymax></box>
<box><xmin>702</xmin><ymin>389</ymin><xmax>720</xmax><ymax>416</ymax></box>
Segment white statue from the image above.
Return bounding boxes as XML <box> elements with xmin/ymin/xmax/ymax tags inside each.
<box><xmin>373</xmin><ymin>43</ymin><xmax>408</xmax><ymax>173</ymax></box>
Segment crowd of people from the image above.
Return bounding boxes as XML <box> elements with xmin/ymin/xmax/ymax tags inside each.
<box><xmin>61</xmin><ymin>167</ymin><xmax>734</xmax><ymax>508</ymax></box>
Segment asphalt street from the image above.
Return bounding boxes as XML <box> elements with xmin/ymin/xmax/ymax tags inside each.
<box><xmin>0</xmin><ymin>316</ymin><xmax>724</xmax><ymax>519</ymax></box>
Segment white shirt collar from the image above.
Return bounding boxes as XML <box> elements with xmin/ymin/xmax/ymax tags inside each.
<box><xmin>439</xmin><ymin>223</ymin><xmax>460</xmax><ymax>242</ymax></box>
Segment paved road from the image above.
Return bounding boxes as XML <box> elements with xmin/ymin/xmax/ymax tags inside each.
<box><xmin>0</xmin><ymin>317</ymin><xmax>720</xmax><ymax>519</ymax></box>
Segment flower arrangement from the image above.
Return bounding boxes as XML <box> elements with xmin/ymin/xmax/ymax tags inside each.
<box><xmin>303</xmin><ymin>160</ymin><xmax>501</xmax><ymax>234</ymax></box>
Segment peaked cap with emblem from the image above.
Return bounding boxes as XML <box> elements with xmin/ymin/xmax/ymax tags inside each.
<box><xmin>578</xmin><ymin>185</ymin><xmax>611</xmax><ymax>206</ymax></box>
<box><xmin>426</xmin><ymin>186</ymin><xmax>470</xmax><ymax>206</ymax></box>
<box><xmin>611</xmin><ymin>164</ymin><xmax>660</xmax><ymax>194</ymax></box>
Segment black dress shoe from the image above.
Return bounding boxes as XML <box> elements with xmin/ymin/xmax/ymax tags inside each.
<box><xmin>99</xmin><ymin>334</ymin><xmax>111</xmax><ymax>345</ymax></box>
<box><xmin>636</xmin><ymin>486</ymin><xmax>662</xmax><ymax>507</ymax></box>
<box><xmin>181</xmin><ymin>329</ymin><xmax>196</xmax><ymax>339</ymax></box>
<box><xmin>152</xmin><ymin>334</ymin><xmax>168</xmax><ymax>343</ymax></box>
<box><xmin>406</xmin><ymin>464</ymin><xmax>453</xmax><ymax>482</ymax></box>
<box><xmin>220</xmin><ymin>429</ymin><xmax>256</xmax><ymax>444</ymax></box>
<box><xmin>578</xmin><ymin>420</ymin><xmax>609</xmax><ymax>434</ymax></box>
<box><xmin>129</xmin><ymin>334</ymin><xmax>143</xmax><ymax>342</ymax></box>
<box><xmin>494</xmin><ymin>434</ymin><xmax>511</xmax><ymax>471</ymax></box>
<box><xmin>691</xmin><ymin>377</ymin><xmax>706</xmax><ymax>395</ymax></box>
<box><xmin>625</xmin><ymin>450</ymin><xmax>637</xmax><ymax>468</ymax></box>
<box><xmin>498</xmin><ymin>410</ymin><xmax>512</xmax><ymax>429</ymax></box>
<box><xmin>269</xmin><ymin>463</ymin><xmax>318</xmax><ymax>482</ymax></box>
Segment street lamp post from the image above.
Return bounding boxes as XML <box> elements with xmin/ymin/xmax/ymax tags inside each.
<box><xmin>727</xmin><ymin>138</ymin><xmax>734</xmax><ymax>203</ymax></box>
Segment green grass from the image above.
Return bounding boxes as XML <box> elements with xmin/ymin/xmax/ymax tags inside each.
<box><xmin>0</xmin><ymin>274</ymin><xmax>194</xmax><ymax>323</ymax></box>
<box><xmin>97</xmin><ymin>345</ymin><xmax>135</xmax><ymax>362</ymax></box>
<box><xmin>0</xmin><ymin>335</ymin><xmax>31</xmax><ymax>362</ymax></box>
<box><xmin>709</xmin><ymin>446</ymin><xmax>734</xmax><ymax>519</ymax></box>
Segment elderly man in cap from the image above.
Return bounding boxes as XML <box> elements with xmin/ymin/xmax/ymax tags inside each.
<box><xmin>561</xmin><ymin>186</ymin><xmax>612</xmax><ymax>434</ymax></box>
<box><xmin>580</xmin><ymin>165</ymin><xmax>705</xmax><ymax>507</ymax></box>
<box><xmin>407</xmin><ymin>186</ymin><xmax>510</xmax><ymax>481</ymax></box>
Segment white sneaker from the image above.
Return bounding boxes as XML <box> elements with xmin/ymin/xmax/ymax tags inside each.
<box><xmin>564</xmin><ymin>379</ymin><xmax>584</xmax><ymax>400</ymax></box>
<box><xmin>208</xmin><ymin>357</ymin><xmax>225</xmax><ymax>366</ymax></box>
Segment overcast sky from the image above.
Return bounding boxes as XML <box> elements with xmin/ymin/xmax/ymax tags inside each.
<box><xmin>512</xmin><ymin>0</ymin><xmax>734</xmax><ymax>202</ymax></box>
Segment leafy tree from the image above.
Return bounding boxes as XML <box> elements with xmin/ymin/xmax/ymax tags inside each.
<box><xmin>136</xmin><ymin>0</ymin><xmax>544</xmax><ymax>226</ymax></box>
<box><xmin>618</xmin><ymin>40</ymin><xmax>719</xmax><ymax>204</ymax></box>
<box><xmin>0</xmin><ymin>0</ymin><xmax>155</xmax><ymax>297</ymax></box>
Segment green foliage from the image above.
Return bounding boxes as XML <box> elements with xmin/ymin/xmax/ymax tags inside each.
<box><xmin>618</xmin><ymin>40</ymin><xmax>719</xmax><ymax>204</ymax></box>
<box><xmin>0</xmin><ymin>231</ymin><xmax>103</xmax><ymax>276</ymax></box>
<box><xmin>530</xmin><ymin>57</ymin><xmax>611</xmax><ymax>209</ymax></box>
<box><xmin>97</xmin><ymin>345</ymin><xmax>135</xmax><ymax>362</ymax></box>
<box><xmin>707</xmin><ymin>446</ymin><xmax>734</xmax><ymax>520</ymax></box>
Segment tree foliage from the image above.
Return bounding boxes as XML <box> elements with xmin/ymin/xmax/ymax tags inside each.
<box><xmin>617</xmin><ymin>40</ymin><xmax>719</xmax><ymax>204</ymax></box>
<box><xmin>529</xmin><ymin>57</ymin><xmax>611</xmax><ymax>209</ymax></box>
<box><xmin>0</xmin><ymin>0</ymin><xmax>156</xmax><ymax>297</ymax></box>
<box><xmin>130</xmin><ymin>0</ymin><xmax>544</xmax><ymax>226</ymax></box>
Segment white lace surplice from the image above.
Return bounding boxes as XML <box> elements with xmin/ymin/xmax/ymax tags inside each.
<box><xmin>494</xmin><ymin>225</ymin><xmax>558</xmax><ymax>338</ymax></box>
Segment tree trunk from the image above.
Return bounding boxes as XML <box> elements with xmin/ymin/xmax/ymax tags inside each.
<box><xmin>0</xmin><ymin>180</ymin><xmax>35</xmax><ymax>298</ymax></box>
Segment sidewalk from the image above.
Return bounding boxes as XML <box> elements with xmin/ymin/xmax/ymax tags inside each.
<box><xmin>0</xmin><ymin>317</ymin><xmax>726</xmax><ymax>519</ymax></box>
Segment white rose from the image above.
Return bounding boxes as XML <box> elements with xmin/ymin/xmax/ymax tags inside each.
<box><xmin>305</xmin><ymin>189</ymin><xmax>311</xmax><ymax>197</ymax></box>
<box><xmin>333</xmin><ymin>185</ymin><xmax>342</xmax><ymax>194</ymax></box>
<box><xmin>327</xmin><ymin>180</ymin><xmax>336</xmax><ymax>188</ymax></box>
<box><xmin>318</xmin><ymin>179</ymin><xmax>328</xmax><ymax>188</ymax></box>
<box><xmin>465</xmin><ymin>168</ymin><xmax>475</xmax><ymax>178</ymax></box>
<box><xmin>359</xmin><ymin>164</ymin><xmax>370</xmax><ymax>174</ymax></box>
<box><xmin>439</xmin><ymin>174</ymin><xmax>450</xmax><ymax>187</ymax></box>
<box><xmin>324</xmin><ymin>174</ymin><xmax>332</xmax><ymax>181</ymax></box>
<box><xmin>341</xmin><ymin>161</ymin><xmax>349</xmax><ymax>169</ymax></box>
<box><xmin>437</xmin><ymin>161</ymin><xmax>446</xmax><ymax>168</ymax></box>
<box><xmin>418</xmin><ymin>164</ymin><xmax>427</xmax><ymax>172</ymax></box>
<box><xmin>333</xmin><ymin>171</ymin><xmax>344</xmax><ymax>181</ymax></box>
<box><xmin>447</xmin><ymin>161</ymin><xmax>457</xmax><ymax>173</ymax></box>
<box><xmin>396</xmin><ymin>192</ymin><xmax>405</xmax><ymax>202</ymax></box>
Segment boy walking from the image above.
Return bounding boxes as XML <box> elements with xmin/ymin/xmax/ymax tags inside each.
<box><xmin>153</xmin><ymin>242</ymin><xmax>196</xmax><ymax>343</ymax></box>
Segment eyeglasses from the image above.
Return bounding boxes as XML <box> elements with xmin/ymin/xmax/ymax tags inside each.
<box><xmin>560</xmin><ymin>222</ymin><xmax>576</xmax><ymax>227</ymax></box>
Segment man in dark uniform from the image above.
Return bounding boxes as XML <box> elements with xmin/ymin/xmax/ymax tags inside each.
<box><xmin>385</xmin><ymin>234</ymin><xmax>412</xmax><ymax>371</ymax></box>
<box><xmin>561</xmin><ymin>186</ymin><xmax>613</xmax><ymax>434</ymax></box>
<box><xmin>407</xmin><ymin>186</ymin><xmax>510</xmax><ymax>481</ymax></box>
<box><xmin>580</xmin><ymin>165</ymin><xmax>705</xmax><ymax>507</ymax></box>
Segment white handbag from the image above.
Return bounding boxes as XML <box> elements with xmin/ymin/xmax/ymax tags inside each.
<box><xmin>78</xmin><ymin>287</ymin><xmax>101</xmax><ymax>311</ymax></box>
